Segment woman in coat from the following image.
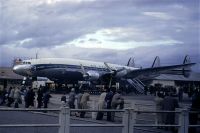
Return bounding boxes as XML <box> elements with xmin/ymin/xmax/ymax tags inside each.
<box><xmin>13</xmin><ymin>87</ymin><xmax>22</xmax><ymax>108</ymax></box>
<box><xmin>96</xmin><ymin>91</ymin><xmax>107</xmax><ymax>120</ymax></box>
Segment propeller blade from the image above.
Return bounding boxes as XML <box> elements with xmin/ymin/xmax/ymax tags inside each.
<box><xmin>80</xmin><ymin>64</ymin><xmax>88</xmax><ymax>78</ymax></box>
<box><xmin>104</xmin><ymin>62</ymin><xmax>114</xmax><ymax>72</ymax></box>
<box><xmin>108</xmin><ymin>76</ymin><xmax>112</xmax><ymax>88</ymax></box>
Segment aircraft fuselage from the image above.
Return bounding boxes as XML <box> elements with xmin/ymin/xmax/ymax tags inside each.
<box><xmin>13</xmin><ymin>58</ymin><xmax>137</xmax><ymax>82</ymax></box>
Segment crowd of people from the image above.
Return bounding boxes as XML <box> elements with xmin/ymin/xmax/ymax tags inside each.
<box><xmin>61</xmin><ymin>86</ymin><xmax>124</xmax><ymax>121</ymax></box>
<box><xmin>0</xmin><ymin>84</ymin><xmax>200</xmax><ymax>132</ymax></box>
<box><xmin>154</xmin><ymin>86</ymin><xmax>200</xmax><ymax>133</ymax></box>
<box><xmin>0</xmin><ymin>85</ymin><xmax>52</xmax><ymax>109</ymax></box>
<box><xmin>154</xmin><ymin>91</ymin><xmax>179</xmax><ymax>132</ymax></box>
<box><xmin>146</xmin><ymin>84</ymin><xmax>199</xmax><ymax>101</ymax></box>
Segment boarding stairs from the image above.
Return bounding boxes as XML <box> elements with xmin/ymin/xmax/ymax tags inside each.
<box><xmin>126</xmin><ymin>78</ymin><xmax>145</xmax><ymax>94</ymax></box>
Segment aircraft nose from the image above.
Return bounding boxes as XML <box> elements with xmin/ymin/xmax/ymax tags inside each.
<box><xmin>13</xmin><ymin>65</ymin><xmax>24</xmax><ymax>75</ymax></box>
<box><xmin>13</xmin><ymin>65</ymin><xmax>20</xmax><ymax>74</ymax></box>
<box><xmin>13</xmin><ymin>65</ymin><xmax>33</xmax><ymax>76</ymax></box>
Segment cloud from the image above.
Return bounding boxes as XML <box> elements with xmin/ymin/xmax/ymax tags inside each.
<box><xmin>143</xmin><ymin>12</ymin><xmax>173</xmax><ymax>20</ymax></box>
<box><xmin>1</xmin><ymin>0</ymin><xmax>198</xmax><ymax>48</ymax></box>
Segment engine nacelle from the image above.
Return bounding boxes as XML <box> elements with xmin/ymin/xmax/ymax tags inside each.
<box><xmin>86</xmin><ymin>71</ymin><xmax>100</xmax><ymax>81</ymax></box>
<box><xmin>115</xmin><ymin>70</ymin><xmax>128</xmax><ymax>78</ymax></box>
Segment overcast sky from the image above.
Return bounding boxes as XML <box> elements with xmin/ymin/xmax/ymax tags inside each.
<box><xmin>0</xmin><ymin>0</ymin><xmax>199</xmax><ymax>71</ymax></box>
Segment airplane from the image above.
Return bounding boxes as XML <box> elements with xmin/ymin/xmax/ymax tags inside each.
<box><xmin>12</xmin><ymin>55</ymin><xmax>195</xmax><ymax>88</ymax></box>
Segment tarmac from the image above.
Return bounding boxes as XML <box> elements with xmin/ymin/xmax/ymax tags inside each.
<box><xmin>0</xmin><ymin>93</ymin><xmax>195</xmax><ymax>133</ymax></box>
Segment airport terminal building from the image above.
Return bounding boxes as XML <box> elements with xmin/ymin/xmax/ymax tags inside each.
<box><xmin>0</xmin><ymin>67</ymin><xmax>23</xmax><ymax>90</ymax></box>
<box><xmin>150</xmin><ymin>73</ymin><xmax>200</xmax><ymax>87</ymax></box>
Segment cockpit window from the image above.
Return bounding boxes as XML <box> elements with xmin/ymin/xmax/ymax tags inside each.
<box><xmin>13</xmin><ymin>58</ymin><xmax>31</xmax><ymax>65</ymax></box>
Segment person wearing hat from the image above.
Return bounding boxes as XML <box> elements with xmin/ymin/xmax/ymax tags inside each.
<box><xmin>68</xmin><ymin>88</ymin><xmax>76</xmax><ymax>109</ymax></box>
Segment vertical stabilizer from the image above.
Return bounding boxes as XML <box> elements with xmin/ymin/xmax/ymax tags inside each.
<box><xmin>127</xmin><ymin>57</ymin><xmax>135</xmax><ymax>67</ymax></box>
<box><xmin>183</xmin><ymin>55</ymin><xmax>191</xmax><ymax>64</ymax></box>
<box><xmin>151</xmin><ymin>56</ymin><xmax>160</xmax><ymax>68</ymax></box>
<box><xmin>182</xmin><ymin>55</ymin><xmax>191</xmax><ymax>77</ymax></box>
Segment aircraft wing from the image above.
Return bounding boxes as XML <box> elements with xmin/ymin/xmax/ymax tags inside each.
<box><xmin>125</xmin><ymin>63</ymin><xmax>196</xmax><ymax>79</ymax></box>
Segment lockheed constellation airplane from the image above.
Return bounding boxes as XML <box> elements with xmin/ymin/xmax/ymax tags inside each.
<box><xmin>12</xmin><ymin>55</ymin><xmax>195</xmax><ymax>87</ymax></box>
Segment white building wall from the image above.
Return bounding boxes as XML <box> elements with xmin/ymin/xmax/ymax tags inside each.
<box><xmin>151</xmin><ymin>80</ymin><xmax>175</xmax><ymax>86</ymax></box>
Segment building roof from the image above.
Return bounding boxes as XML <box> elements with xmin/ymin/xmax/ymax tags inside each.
<box><xmin>0</xmin><ymin>67</ymin><xmax>23</xmax><ymax>80</ymax></box>
<box><xmin>153</xmin><ymin>73</ymin><xmax>200</xmax><ymax>82</ymax></box>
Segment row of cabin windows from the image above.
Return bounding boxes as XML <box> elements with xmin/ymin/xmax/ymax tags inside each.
<box><xmin>22</xmin><ymin>62</ymin><xmax>31</xmax><ymax>64</ymax></box>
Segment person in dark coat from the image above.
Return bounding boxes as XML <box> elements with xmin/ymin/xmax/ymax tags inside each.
<box><xmin>105</xmin><ymin>89</ymin><xmax>114</xmax><ymax>121</ymax></box>
<box><xmin>68</xmin><ymin>88</ymin><xmax>76</xmax><ymax>109</ymax></box>
<box><xmin>37</xmin><ymin>87</ymin><xmax>43</xmax><ymax>108</ymax></box>
<box><xmin>178</xmin><ymin>87</ymin><xmax>183</xmax><ymax>102</ymax></box>
<box><xmin>43</xmin><ymin>91</ymin><xmax>51</xmax><ymax>108</ymax></box>
<box><xmin>0</xmin><ymin>88</ymin><xmax>7</xmax><ymax>105</ymax></box>
<box><xmin>25</xmin><ymin>87</ymin><xmax>35</xmax><ymax>108</ymax></box>
<box><xmin>161</xmin><ymin>92</ymin><xmax>179</xmax><ymax>132</ymax></box>
<box><xmin>144</xmin><ymin>85</ymin><xmax>148</xmax><ymax>95</ymax></box>
<box><xmin>154</xmin><ymin>92</ymin><xmax>164</xmax><ymax>125</ymax></box>
<box><xmin>61</xmin><ymin>93</ymin><xmax>67</xmax><ymax>106</ymax></box>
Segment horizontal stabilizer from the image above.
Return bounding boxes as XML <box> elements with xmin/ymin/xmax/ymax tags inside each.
<box><xmin>151</xmin><ymin>55</ymin><xmax>193</xmax><ymax>77</ymax></box>
<box><xmin>126</xmin><ymin>62</ymin><xmax>195</xmax><ymax>79</ymax></box>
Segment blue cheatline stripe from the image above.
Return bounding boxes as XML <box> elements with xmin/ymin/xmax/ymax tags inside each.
<box><xmin>34</xmin><ymin>64</ymin><xmax>109</xmax><ymax>72</ymax></box>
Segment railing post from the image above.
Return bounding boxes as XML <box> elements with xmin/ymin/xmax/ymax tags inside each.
<box><xmin>178</xmin><ymin>108</ymin><xmax>184</xmax><ymax>133</ymax></box>
<box><xmin>92</xmin><ymin>100</ymin><xmax>97</xmax><ymax>119</ymax></box>
<box><xmin>129</xmin><ymin>109</ymin><xmax>136</xmax><ymax>133</ymax></box>
<box><xmin>178</xmin><ymin>108</ymin><xmax>189</xmax><ymax>133</ymax></box>
<box><xmin>122</xmin><ymin>109</ymin><xmax>129</xmax><ymax>133</ymax></box>
<box><xmin>59</xmin><ymin>107</ymin><xmax>70</xmax><ymax>133</ymax></box>
<box><xmin>183</xmin><ymin>109</ymin><xmax>189</xmax><ymax>133</ymax></box>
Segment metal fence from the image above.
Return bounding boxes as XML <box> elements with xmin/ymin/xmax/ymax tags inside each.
<box><xmin>0</xmin><ymin>107</ymin><xmax>200</xmax><ymax>133</ymax></box>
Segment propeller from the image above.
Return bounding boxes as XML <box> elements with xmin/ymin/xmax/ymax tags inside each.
<box><xmin>79</xmin><ymin>64</ymin><xmax>89</xmax><ymax>90</ymax></box>
<box><xmin>104</xmin><ymin>62</ymin><xmax>126</xmax><ymax>88</ymax></box>
<box><xmin>104</xmin><ymin>62</ymin><xmax>115</xmax><ymax>72</ymax></box>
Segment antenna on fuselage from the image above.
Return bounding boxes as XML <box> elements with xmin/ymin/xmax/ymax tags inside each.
<box><xmin>36</xmin><ymin>52</ymin><xmax>38</xmax><ymax>59</ymax></box>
